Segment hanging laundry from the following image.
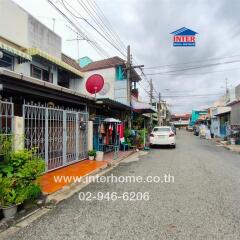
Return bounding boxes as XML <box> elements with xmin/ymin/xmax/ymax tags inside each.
<box><xmin>117</xmin><ymin>124</ymin><xmax>125</xmax><ymax>143</ymax></box>
<box><xmin>100</xmin><ymin>123</ymin><xmax>105</xmax><ymax>134</ymax></box>
<box><xmin>106</xmin><ymin>128</ymin><xmax>109</xmax><ymax>145</ymax></box>
<box><xmin>109</xmin><ymin>124</ymin><xmax>113</xmax><ymax>136</ymax></box>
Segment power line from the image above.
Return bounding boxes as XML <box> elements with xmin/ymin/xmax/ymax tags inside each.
<box><xmin>48</xmin><ymin>0</ymin><xmax>113</xmax><ymax>60</ymax></box>
<box><xmin>153</xmin><ymin>93</ymin><xmax>224</xmax><ymax>98</ymax></box>
<box><xmin>61</xmin><ymin>0</ymin><xmax>126</xmax><ymax>58</ymax></box>
<box><xmin>75</xmin><ymin>0</ymin><xmax>127</xmax><ymax>55</ymax></box>
<box><xmin>81</xmin><ymin>0</ymin><xmax>127</xmax><ymax>54</ymax></box>
<box><xmin>158</xmin><ymin>67</ymin><xmax>240</xmax><ymax>77</ymax></box>
<box><xmin>91</xmin><ymin>0</ymin><xmax>127</xmax><ymax>52</ymax></box>
<box><xmin>144</xmin><ymin>59</ymin><xmax>240</xmax><ymax>75</ymax></box>
<box><xmin>143</xmin><ymin>53</ymin><xmax>240</xmax><ymax>70</ymax></box>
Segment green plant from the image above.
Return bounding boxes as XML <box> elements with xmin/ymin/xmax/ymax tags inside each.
<box><xmin>25</xmin><ymin>183</ymin><xmax>41</xmax><ymax>201</ymax></box>
<box><xmin>88</xmin><ymin>150</ymin><xmax>96</xmax><ymax>157</ymax></box>
<box><xmin>138</xmin><ymin>129</ymin><xmax>147</xmax><ymax>145</ymax></box>
<box><xmin>0</xmin><ymin>147</ymin><xmax>45</xmax><ymax>207</ymax></box>
<box><xmin>124</xmin><ymin>128</ymin><xmax>132</xmax><ymax>147</ymax></box>
<box><xmin>0</xmin><ymin>135</ymin><xmax>13</xmax><ymax>162</ymax></box>
<box><xmin>0</xmin><ymin>177</ymin><xmax>27</xmax><ymax>207</ymax></box>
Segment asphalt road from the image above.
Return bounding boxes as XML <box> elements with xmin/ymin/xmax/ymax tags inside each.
<box><xmin>7</xmin><ymin>130</ymin><xmax>240</xmax><ymax>240</ymax></box>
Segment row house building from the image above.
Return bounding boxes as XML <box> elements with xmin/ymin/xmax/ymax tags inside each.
<box><xmin>0</xmin><ymin>0</ymin><xmax>154</xmax><ymax>172</ymax></box>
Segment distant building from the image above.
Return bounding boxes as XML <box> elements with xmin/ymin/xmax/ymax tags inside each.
<box><xmin>190</xmin><ymin>109</ymin><xmax>207</xmax><ymax>126</ymax></box>
<box><xmin>170</xmin><ymin>113</ymin><xmax>191</xmax><ymax>127</ymax></box>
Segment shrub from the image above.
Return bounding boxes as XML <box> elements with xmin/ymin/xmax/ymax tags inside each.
<box><xmin>0</xmin><ymin>146</ymin><xmax>45</xmax><ymax>207</ymax></box>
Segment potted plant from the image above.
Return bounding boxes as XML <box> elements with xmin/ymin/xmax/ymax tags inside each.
<box><xmin>0</xmin><ymin>177</ymin><xmax>27</xmax><ymax>219</ymax></box>
<box><xmin>88</xmin><ymin>150</ymin><xmax>96</xmax><ymax>160</ymax></box>
<box><xmin>0</xmin><ymin>147</ymin><xmax>45</xmax><ymax>219</ymax></box>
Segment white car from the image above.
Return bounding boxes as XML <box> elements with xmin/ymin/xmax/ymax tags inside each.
<box><xmin>150</xmin><ymin>126</ymin><xmax>176</xmax><ymax>148</ymax></box>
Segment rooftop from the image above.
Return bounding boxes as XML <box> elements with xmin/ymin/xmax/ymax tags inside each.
<box><xmin>81</xmin><ymin>56</ymin><xmax>124</xmax><ymax>72</ymax></box>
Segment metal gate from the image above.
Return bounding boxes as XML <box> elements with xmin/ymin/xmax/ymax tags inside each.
<box><xmin>0</xmin><ymin>100</ymin><xmax>14</xmax><ymax>137</ymax></box>
<box><xmin>23</xmin><ymin>103</ymin><xmax>88</xmax><ymax>171</ymax></box>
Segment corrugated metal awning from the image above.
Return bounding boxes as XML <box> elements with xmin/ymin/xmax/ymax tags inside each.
<box><xmin>131</xmin><ymin>99</ymin><xmax>157</xmax><ymax>113</ymax></box>
<box><xmin>26</xmin><ymin>48</ymin><xmax>83</xmax><ymax>78</ymax></box>
<box><xmin>0</xmin><ymin>41</ymin><xmax>32</xmax><ymax>61</ymax></box>
<box><xmin>96</xmin><ymin>98</ymin><xmax>131</xmax><ymax>110</ymax></box>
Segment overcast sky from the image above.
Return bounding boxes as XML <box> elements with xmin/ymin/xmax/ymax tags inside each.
<box><xmin>13</xmin><ymin>0</ymin><xmax>240</xmax><ymax>113</ymax></box>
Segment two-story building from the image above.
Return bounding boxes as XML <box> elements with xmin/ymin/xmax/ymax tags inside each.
<box><xmin>0</xmin><ymin>0</ymin><xmax>94</xmax><ymax>172</ymax></box>
<box><xmin>77</xmin><ymin>56</ymin><xmax>142</xmax><ymax>151</ymax></box>
<box><xmin>0</xmin><ymin>0</ymin><xmax>146</xmax><ymax>169</ymax></box>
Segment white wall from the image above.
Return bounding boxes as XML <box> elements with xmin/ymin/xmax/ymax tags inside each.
<box><xmin>14</xmin><ymin>59</ymin><xmax>58</xmax><ymax>84</ymax></box>
<box><xmin>211</xmin><ymin>117</ymin><xmax>220</xmax><ymax>137</ymax></box>
<box><xmin>79</xmin><ymin>68</ymin><xmax>116</xmax><ymax>99</ymax></box>
<box><xmin>114</xmin><ymin>79</ymin><xmax>128</xmax><ymax>105</ymax></box>
<box><xmin>0</xmin><ymin>0</ymin><xmax>28</xmax><ymax>47</ymax></box>
<box><xmin>69</xmin><ymin>77</ymin><xmax>83</xmax><ymax>91</ymax></box>
<box><xmin>0</xmin><ymin>0</ymin><xmax>61</xmax><ymax>59</ymax></box>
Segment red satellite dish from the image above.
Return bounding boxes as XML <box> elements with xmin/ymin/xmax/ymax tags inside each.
<box><xmin>85</xmin><ymin>74</ymin><xmax>104</xmax><ymax>94</ymax></box>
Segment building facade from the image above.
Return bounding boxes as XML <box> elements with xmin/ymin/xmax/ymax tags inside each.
<box><xmin>0</xmin><ymin>0</ymin><xmax>92</xmax><ymax>172</ymax></box>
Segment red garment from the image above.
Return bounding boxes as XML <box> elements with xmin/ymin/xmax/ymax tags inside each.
<box><xmin>109</xmin><ymin>124</ymin><xmax>113</xmax><ymax>136</ymax></box>
<box><xmin>117</xmin><ymin>124</ymin><xmax>124</xmax><ymax>139</ymax></box>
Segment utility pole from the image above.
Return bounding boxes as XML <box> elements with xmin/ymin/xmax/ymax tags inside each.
<box><xmin>150</xmin><ymin>79</ymin><xmax>153</xmax><ymax>129</ymax></box>
<box><xmin>225</xmin><ymin>78</ymin><xmax>229</xmax><ymax>95</ymax></box>
<box><xmin>126</xmin><ymin>45</ymin><xmax>144</xmax><ymax>128</ymax></box>
<box><xmin>158</xmin><ymin>92</ymin><xmax>161</xmax><ymax>126</ymax></box>
<box><xmin>126</xmin><ymin>45</ymin><xmax>132</xmax><ymax>129</ymax></box>
<box><xmin>127</xmin><ymin>45</ymin><xmax>131</xmax><ymax>105</ymax></box>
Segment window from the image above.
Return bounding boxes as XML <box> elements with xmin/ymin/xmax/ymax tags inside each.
<box><xmin>31</xmin><ymin>65</ymin><xmax>53</xmax><ymax>83</ymax></box>
<box><xmin>0</xmin><ymin>52</ymin><xmax>14</xmax><ymax>70</ymax></box>
<box><xmin>153</xmin><ymin>127</ymin><xmax>171</xmax><ymax>132</ymax></box>
<box><xmin>31</xmin><ymin>65</ymin><xmax>42</xmax><ymax>79</ymax></box>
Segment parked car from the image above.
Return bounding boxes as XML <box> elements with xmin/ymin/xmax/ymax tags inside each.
<box><xmin>150</xmin><ymin>126</ymin><xmax>176</xmax><ymax>148</ymax></box>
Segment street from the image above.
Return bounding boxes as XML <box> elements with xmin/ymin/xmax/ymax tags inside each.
<box><xmin>8</xmin><ymin>130</ymin><xmax>240</xmax><ymax>240</ymax></box>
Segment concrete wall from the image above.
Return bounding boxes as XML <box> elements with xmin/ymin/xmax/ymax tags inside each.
<box><xmin>211</xmin><ymin>117</ymin><xmax>220</xmax><ymax>137</ymax></box>
<box><xmin>13</xmin><ymin>116</ymin><xmax>24</xmax><ymax>151</ymax></box>
<box><xmin>230</xmin><ymin>102</ymin><xmax>240</xmax><ymax>125</ymax></box>
<box><xmin>14</xmin><ymin>59</ymin><xmax>58</xmax><ymax>84</ymax></box>
<box><xmin>69</xmin><ymin>77</ymin><xmax>83</xmax><ymax>91</ymax></box>
<box><xmin>79</xmin><ymin>67</ymin><xmax>130</xmax><ymax>105</ymax></box>
<box><xmin>0</xmin><ymin>0</ymin><xmax>61</xmax><ymax>59</ymax></box>
<box><xmin>235</xmin><ymin>84</ymin><xmax>240</xmax><ymax>100</ymax></box>
<box><xmin>79</xmin><ymin>68</ymin><xmax>116</xmax><ymax>99</ymax></box>
<box><xmin>28</xmin><ymin>15</ymin><xmax>61</xmax><ymax>59</ymax></box>
<box><xmin>0</xmin><ymin>0</ymin><xmax>28</xmax><ymax>47</ymax></box>
<box><xmin>87</xmin><ymin>121</ymin><xmax>93</xmax><ymax>150</ymax></box>
<box><xmin>114</xmin><ymin>79</ymin><xmax>128</xmax><ymax>105</ymax></box>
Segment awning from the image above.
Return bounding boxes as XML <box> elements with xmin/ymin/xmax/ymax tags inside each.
<box><xmin>131</xmin><ymin>99</ymin><xmax>156</xmax><ymax>113</ymax></box>
<box><xmin>96</xmin><ymin>98</ymin><xmax>131</xmax><ymax>110</ymax></box>
<box><xmin>214</xmin><ymin>107</ymin><xmax>231</xmax><ymax>116</ymax></box>
<box><xmin>26</xmin><ymin>48</ymin><xmax>83</xmax><ymax>78</ymax></box>
<box><xmin>0</xmin><ymin>41</ymin><xmax>32</xmax><ymax>61</ymax></box>
<box><xmin>103</xmin><ymin>118</ymin><xmax>121</xmax><ymax>123</ymax></box>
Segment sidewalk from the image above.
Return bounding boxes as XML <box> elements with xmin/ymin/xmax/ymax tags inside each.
<box><xmin>223</xmin><ymin>144</ymin><xmax>240</xmax><ymax>153</ymax></box>
<box><xmin>40</xmin><ymin>150</ymin><xmax>135</xmax><ymax>194</ymax></box>
<box><xmin>212</xmin><ymin>138</ymin><xmax>240</xmax><ymax>154</ymax></box>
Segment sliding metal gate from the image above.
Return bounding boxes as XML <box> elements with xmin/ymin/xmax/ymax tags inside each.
<box><xmin>23</xmin><ymin>103</ymin><xmax>88</xmax><ymax>171</ymax></box>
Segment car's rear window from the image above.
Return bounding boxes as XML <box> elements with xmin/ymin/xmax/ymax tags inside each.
<box><xmin>153</xmin><ymin>127</ymin><xmax>170</xmax><ymax>132</ymax></box>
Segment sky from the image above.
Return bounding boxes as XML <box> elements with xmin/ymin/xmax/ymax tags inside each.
<box><xmin>13</xmin><ymin>0</ymin><xmax>240</xmax><ymax>113</ymax></box>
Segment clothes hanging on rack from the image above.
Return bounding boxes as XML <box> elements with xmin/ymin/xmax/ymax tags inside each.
<box><xmin>109</xmin><ymin>124</ymin><xmax>113</xmax><ymax>136</ymax></box>
<box><xmin>117</xmin><ymin>123</ymin><xmax>125</xmax><ymax>143</ymax></box>
<box><xmin>100</xmin><ymin>123</ymin><xmax>105</xmax><ymax>134</ymax></box>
